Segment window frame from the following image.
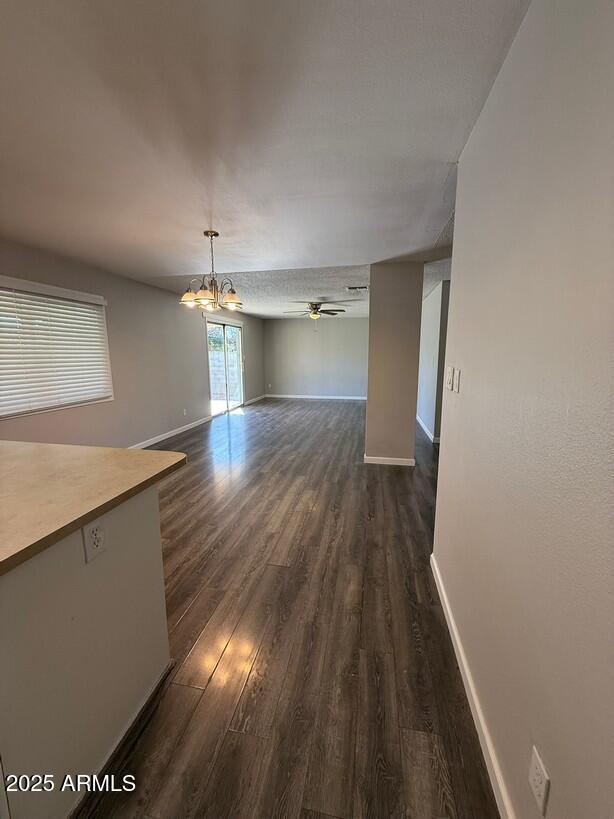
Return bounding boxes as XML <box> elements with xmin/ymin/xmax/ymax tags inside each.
<box><xmin>0</xmin><ymin>275</ymin><xmax>115</xmax><ymax>420</ymax></box>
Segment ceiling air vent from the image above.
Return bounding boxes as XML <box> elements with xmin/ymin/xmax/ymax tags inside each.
<box><xmin>345</xmin><ymin>285</ymin><xmax>369</xmax><ymax>293</ymax></box>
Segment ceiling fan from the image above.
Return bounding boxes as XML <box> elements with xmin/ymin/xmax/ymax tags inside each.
<box><xmin>283</xmin><ymin>300</ymin><xmax>357</xmax><ymax>320</ymax></box>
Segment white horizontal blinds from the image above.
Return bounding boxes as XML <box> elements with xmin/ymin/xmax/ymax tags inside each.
<box><xmin>0</xmin><ymin>284</ymin><xmax>113</xmax><ymax>418</ymax></box>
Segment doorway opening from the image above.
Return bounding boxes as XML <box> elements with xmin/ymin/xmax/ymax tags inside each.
<box><xmin>206</xmin><ymin>321</ymin><xmax>244</xmax><ymax>416</ymax></box>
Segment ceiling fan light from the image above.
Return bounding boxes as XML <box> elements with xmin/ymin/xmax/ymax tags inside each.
<box><xmin>309</xmin><ymin>311</ymin><xmax>320</xmax><ymax>320</ymax></box>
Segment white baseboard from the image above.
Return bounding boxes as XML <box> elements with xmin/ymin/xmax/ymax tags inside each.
<box><xmin>129</xmin><ymin>415</ymin><xmax>212</xmax><ymax>449</ymax></box>
<box><xmin>416</xmin><ymin>414</ymin><xmax>440</xmax><ymax>444</ymax></box>
<box><xmin>129</xmin><ymin>396</ymin><xmax>269</xmax><ymax>448</ymax></box>
<box><xmin>70</xmin><ymin>661</ymin><xmax>172</xmax><ymax>817</ymax></box>
<box><xmin>430</xmin><ymin>554</ymin><xmax>516</xmax><ymax>819</ymax></box>
<box><xmin>363</xmin><ymin>454</ymin><xmax>416</xmax><ymax>466</ymax></box>
<box><xmin>266</xmin><ymin>393</ymin><xmax>367</xmax><ymax>400</ymax></box>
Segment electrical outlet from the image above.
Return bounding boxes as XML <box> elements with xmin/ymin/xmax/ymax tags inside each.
<box><xmin>445</xmin><ymin>366</ymin><xmax>454</xmax><ymax>390</ymax></box>
<box><xmin>183</xmin><ymin>408</ymin><xmax>187</xmax><ymax>416</ymax></box>
<box><xmin>83</xmin><ymin>519</ymin><xmax>106</xmax><ymax>563</ymax></box>
<box><xmin>453</xmin><ymin>368</ymin><xmax>461</xmax><ymax>393</ymax></box>
<box><xmin>529</xmin><ymin>746</ymin><xmax>550</xmax><ymax>815</ymax></box>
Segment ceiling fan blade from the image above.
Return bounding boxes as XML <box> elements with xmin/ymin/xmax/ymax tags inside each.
<box><xmin>319</xmin><ymin>309</ymin><xmax>345</xmax><ymax>315</ymax></box>
<box><xmin>283</xmin><ymin>310</ymin><xmax>310</xmax><ymax>314</ymax></box>
<box><xmin>318</xmin><ymin>299</ymin><xmax>363</xmax><ymax>305</ymax></box>
<box><xmin>287</xmin><ymin>299</ymin><xmax>362</xmax><ymax>305</ymax></box>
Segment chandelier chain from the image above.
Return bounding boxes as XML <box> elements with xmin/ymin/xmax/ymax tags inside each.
<box><xmin>209</xmin><ymin>234</ymin><xmax>215</xmax><ymax>278</ymax></box>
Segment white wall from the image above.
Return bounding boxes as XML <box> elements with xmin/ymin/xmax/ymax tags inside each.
<box><xmin>0</xmin><ymin>488</ymin><xmax>169</xmax><ymax>819</ymax></box>
<box><xmin>417</xmin><ymin>281</ymin><xmax>449</xmax><ymax>440</ymax></box>
<box><xmin>432</xmin><ymin>1</ymin><xmax>614</xmax><ymax>818</ymax></box>
<box><xmin>264</xmin><ymin>318</ymin><xmax>368</xmax><ymax>398</ymax></box>
<box><xmin>0</xmin><ymin>238</ymin><xmax>265</xmax><ymax>447</ymax></box>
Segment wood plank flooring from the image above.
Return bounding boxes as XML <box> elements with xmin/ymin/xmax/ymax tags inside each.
<box><xmin>94</xmin><ymin>398</ymin><xmax>498</xmax><ymax>819</ymax></box>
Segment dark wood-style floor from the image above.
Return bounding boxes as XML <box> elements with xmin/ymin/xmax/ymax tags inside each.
<box><xmin>94</xmin><ymin>398</ymin><xmax>498</xmax><ymax>819</ymax></box>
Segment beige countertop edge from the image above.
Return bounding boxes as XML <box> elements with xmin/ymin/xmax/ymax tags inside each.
<box><xmin>0</xmin><ymin>451</ymin><xmax>186</xmax><ymax>577</ymax></box>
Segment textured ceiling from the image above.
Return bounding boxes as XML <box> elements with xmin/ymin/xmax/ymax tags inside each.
<box><xmin>161</xmin><ymin>259</ymin><xmax>450</xmax><ymax>318</ymax></box>
<box><xmin>0</xmin><ymin>0</ymin><xmax>529</xmax><ymax>293</ymax></box>
<box><xmin>166</xmin><ymin>264</ymin><xmax>371</xmax><ymax>318</ymax></box>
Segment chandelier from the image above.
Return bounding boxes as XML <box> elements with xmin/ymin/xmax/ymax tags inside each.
<box><xmin>180</xmin><ymin>230</ymin><xmax>242</xmax><ymax>312</ymax></box>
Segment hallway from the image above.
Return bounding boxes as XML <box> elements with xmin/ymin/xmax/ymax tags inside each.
<box><xmin>94</xmin><ymin>399</ymin><xmax>497</xmax><ymax>818</ymax></box>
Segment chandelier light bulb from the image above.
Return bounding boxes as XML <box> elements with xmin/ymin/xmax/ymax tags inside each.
<box><xmin>195</xmin><ymin>288</ymin><xmax>213</xmax><ymax>304</ymax></box>
<box><xmin>180</xmin><ymin>289</ymin><xmax>197</xmax><ymax>307</ymax></box>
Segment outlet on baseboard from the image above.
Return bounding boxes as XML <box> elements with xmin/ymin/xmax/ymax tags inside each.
<box><xmin>529</xmin><ymin>745</ymin><xmax>550</xmax><ymax>815</ymax></box>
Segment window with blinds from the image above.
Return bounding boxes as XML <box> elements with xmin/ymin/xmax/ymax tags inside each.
<box><xmin>0</xmin><ymin>277</ymin><xmax>114</xmax><ymax>418</ymax></box>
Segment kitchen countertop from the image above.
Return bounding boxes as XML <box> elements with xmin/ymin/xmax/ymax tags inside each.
<box><xmin>0</xmin><ymin>440</ymin><xmax>186</xmax><ymax>575</ymax></box>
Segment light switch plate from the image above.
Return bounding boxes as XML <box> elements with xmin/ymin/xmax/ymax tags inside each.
<box><xmin>528</xmin><ymin>746</ymin><xmax>550</xmax><ymax>815</ymax></box>
<box><xmin>453</xmin><ymin>368</ymin><xmax>461</xmax><ymax>393</ymax></box>
<box><xmin>445</xmin><ymin>366</ymin><xmax>454</xmax><ymax>390</ymax></box>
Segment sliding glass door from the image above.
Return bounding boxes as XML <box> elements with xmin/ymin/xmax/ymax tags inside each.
<box><xmin>207</xmin><ymin>321</ymin><xmax>244</xmax><ymax>416</ymax></box>
<box><xmin>223</xmin><ymin>324</ymin><xmax>243</xmax><ymax>411</ymax></box>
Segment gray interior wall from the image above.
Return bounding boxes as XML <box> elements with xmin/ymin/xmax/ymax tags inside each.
<box><xmin>417</xmin><ymin>281</ymin><xmax>450</xmax><ymax>439</ymax></box>
<box><xmin>365</xmin><ymin>262</ymin><xmax>423</xmax><ymax>462</ymax></box>
<box><xmin>434</xmin><ymin>281</ymin><xmax>449</xmax><ymax>436</ymax></box>
<box><xmin>263</xmin><ymin>318</ymin><xmax>368</xmax><ymax>397</ymax></box>
<box><xmin>0</xmin><ymin>238</ymin><xmax>265</xmax><ymax>447</ymax></box>
<box><xmin>240</xmin><ymin>313</ymin><xmax>265</xmax><ymax>403</ymax></box>
<box><xmin>432</xmin><ymin>1</ymin><xmax>614</xmax><ymax>817</ymax></box>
